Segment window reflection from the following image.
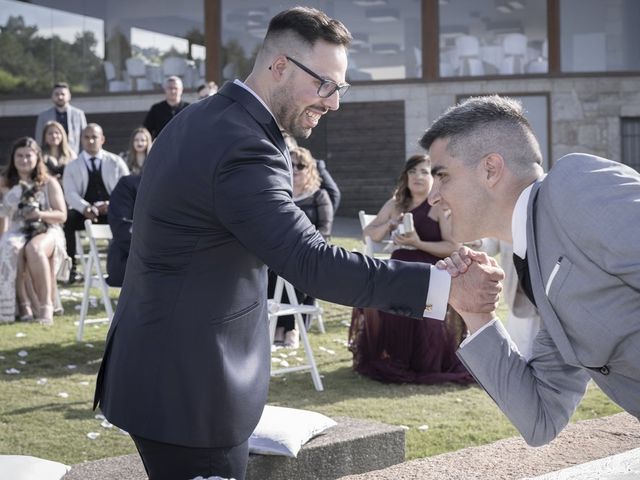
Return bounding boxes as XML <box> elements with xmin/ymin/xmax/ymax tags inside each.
<box><xmin>221</xmin><ymin>0</ymin><xmax>422</xmax><ymax>82</ymax></box>
<box><xmin>560</xmin><ymin>0</ymin><xmax>640</xmax><ymax>72</ymax></box>
<box><xmin>0</xmin><ymin>0</ymin><xmax>105</xmax><ymax>94</ymax></box>
<box><xmin>438</xmin><ymin>0</ymin><xmax>547</xmax><ymax>77</ymax></box>
<box><xmin>0</xmin><ymin>0</ymin><xmax>204</xmax><ymax>95</ymax></box>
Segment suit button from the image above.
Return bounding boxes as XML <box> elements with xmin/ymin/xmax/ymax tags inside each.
<box><xmin>599</xmin><ymin>365</ymin><xmax>610</xmax><ymax>375</ymax></box>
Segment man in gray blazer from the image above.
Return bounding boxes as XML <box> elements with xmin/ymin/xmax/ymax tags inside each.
<box><xmin>94</xmin><ymin>8</ymin><xmax>502</xmax><ymax>480</ymax></box>
<box><xmin>35</xmin><ymin>82</ymin><xmax>87</xmax><ymax>154</ymax></box>
<box><xmin>62</xmin><ymin>123</ymin><xmax>129</xmax><ymax>281</ymax></box>
<box><xmin>421</xmin><ymin>95</ymin><xmax>640</xmax><ymax>447</ymax></box>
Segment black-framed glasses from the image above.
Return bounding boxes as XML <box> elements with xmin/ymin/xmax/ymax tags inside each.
<box><xmin>292</xmin><ymin>162</ymin><xmax>307</xmax><ymax>171</ymax></box>
<box><xmin>286</xmin><ymin>56</ymin><xmax>350</xmax><ymax>98</ymax></box>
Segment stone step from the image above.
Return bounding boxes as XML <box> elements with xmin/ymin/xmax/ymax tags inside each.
<box><xmin>63</xmin><ymin>416</ymin><xmax>404</xmax><ymax>480</ymax></box>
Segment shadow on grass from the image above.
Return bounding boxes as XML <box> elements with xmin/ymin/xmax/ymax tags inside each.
<box><xmin>1</xmin><ymin>340</ymin><xmax>106</xmax><ymax>381</ymax></box>
<box><xmin>3</xmin><ymin>400</ymin><xmax>96</xmax><ymax>419</ymax></box>
<box><xmin>268</xmin><ymin>364</ymin><xmax>482</xmax><ymax>408</ymax></box>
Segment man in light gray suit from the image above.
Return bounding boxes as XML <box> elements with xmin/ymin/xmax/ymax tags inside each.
<box><xmin>420</xmin><ymin>95</ymin><xmax>640</xmax><ymax>447</ymax></box>
<box><xmin>35</xmin><ymin>82</ymin><xmax>87</xmax><ymax>154</ymax></box>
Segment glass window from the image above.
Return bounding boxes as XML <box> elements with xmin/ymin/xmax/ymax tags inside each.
<box><xmin>438</xmin><ymin>0</ymin><xmax>548</xmax><ymax>77</ymax></box>
<box><xmin>0</xmin><ymin>0</ymin><xmax>105</xmax><ymax>95</ymax></box>
<box><xmin>221</xmin><ymin>0</ymin><xmax>422</xmax><ymax>82</ymax></box>
<box><xmin>560</xmin><ymin>0</ymin><xmax>640</xmax><ymax>72</ymax></box>
<box><xmin>0</xmin><ymin>0</ymin><xmax>204</xmax><ymax>97</ymax></box>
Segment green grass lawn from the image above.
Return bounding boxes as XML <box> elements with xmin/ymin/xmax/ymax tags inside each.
<box><xmin>0</xmin><ymin>235</ymin><xmax>621</xmax><ymax>465</ymax></box>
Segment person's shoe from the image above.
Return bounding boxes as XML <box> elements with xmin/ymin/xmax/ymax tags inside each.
<box><xmin>36</xmin><ymin>304</ymin><xmax>54</xmax><ymax>326</ymax></box>
<box><xmin>274</xmin><ymin>326</ymin><xmax>285</xmax><ymax>345</ymax></box>
<box><xmin>284</xmin><ymin>329</ymin><xmax>299</xmax><ymax>349</ymax></box>
<box><xmin>19</xmin><ymin>303</ymin><xmax>34</xmax><ymax>322</ymax></box>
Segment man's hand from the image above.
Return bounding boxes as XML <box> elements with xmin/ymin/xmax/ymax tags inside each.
<box><xmin>83</xmin><ymin>205</ymin><xmax>99</xmax><ymax>222</ymax></box>
<box><xmin>94</xmin><ymin>201</ymin><xmax>109</xmax><ymax>216</ymax></box>
<box><xmin>440</xmin><ymin>246</ymin><xmax>504</xmax><ymax>332</ymax></box>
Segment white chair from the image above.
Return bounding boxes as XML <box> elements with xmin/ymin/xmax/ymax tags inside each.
<box><xmin>500</xmin><ymin>33</ymin><xmax>528</xmax><ymax>74</ymax></box>
<box><xmin>125</xmin><ymin>57</ymin><xmax>154</xmax><ymax>91</ymax></box>
<box><xmin>358</xmin><ymin>210</ymin><xmax>393</xmax><ymax>258</ymax></box>
<box><xmin>526</xmin><ymin>39</ymin><xmax>549</xmax><ymax>73</ymax></box>
<box><xmin>454</xmin><ymin>35</ymin><xmax>484</xmax><ymax>76</ymax></box>
<box><xmin>268</xmin><ymin>276</ymin><xmax>323</xmax><ymax>391</ymax></box>
<box><xmin>76</xmin><ymin>220</ymin><xmax>115</xmax><ymax>341</ymax></box>
<box><xmin>162</xmin><ymin>56</ymin><xmax>196</xmax><ymax>86</ymax></box>
<box><xmin>103</xmin><ymin>61</ymin><xmax>130</xmax><ymax>92</ymax></box>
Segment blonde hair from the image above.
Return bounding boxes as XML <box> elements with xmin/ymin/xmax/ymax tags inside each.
<box><xmin>41</xmin><ymin>120</ymin><xmax>75</xmax><ymax>166</ymax></box>
<box><xmin>291</xmin><ymin>147</ymin><xmax>320</xmax><ymax>194</ymax></box>
<box><xmin>126</xmin><ymin>127</ymin><xmax>153</xmax><ymax>174</ymax></box>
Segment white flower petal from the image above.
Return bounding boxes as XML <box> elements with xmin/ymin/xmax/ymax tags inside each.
<box><xmin>86</xmin><ymin>432</ymin><xmax>100</xmax><ymax>440</ymax></box>
<box><xmin>5</xmin><ymin>368</ymin><xmax>20</xmax><ymax>375</ymax></box>
<box><xmin>17</xmin><ymin>350</ymin><xmax>28</xmax><ymax>357</ymax></box>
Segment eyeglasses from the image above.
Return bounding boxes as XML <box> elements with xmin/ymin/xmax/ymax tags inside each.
<box><xmin>286</xmin><ymin>56</ymin><xmax>350</xmax><ymax>98</ymax></box>
<box><xmin>292</xmin><ymin>162</ymin><xmax>307</xmax><ymax>171</ymax></box>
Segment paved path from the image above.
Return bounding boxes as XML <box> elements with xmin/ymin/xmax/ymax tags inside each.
<box><xmin>340</xmin><ymin>413</ymin><xmax>640</xmax><ymax>480</ymax></box>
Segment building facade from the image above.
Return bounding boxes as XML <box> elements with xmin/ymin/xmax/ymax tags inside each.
<box><xmin>1</xmin><ymin>0</ymin><xmax>639</xmax><ymax>214</ymax></box>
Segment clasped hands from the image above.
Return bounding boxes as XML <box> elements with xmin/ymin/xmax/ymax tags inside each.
<box><xmin>437</xmin><ymin>246</ymin><xmax>504</xmax><ymax>333</ymax></box>
<box><xmin>84</xmin><ymin>201</ymin><xmax>109</xmax><ymax>222</ymax></box>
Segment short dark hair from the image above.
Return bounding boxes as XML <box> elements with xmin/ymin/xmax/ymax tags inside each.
<box><xmin>419</xmin><ymin>95</ymin><xmax>542</xmax><ymax>170</ymax></box>
<box><xmin>196</xmin><ymin>84</ymin><xmax>207</xmax><ymax>94</ymax></box>
<box><xmin>266</xmin><ymin>6</ymin><xmax>352</xmax><ymax>48</ymax></box>
<box><xmin>53</xmin><ymin>82</ymin><xmax>70</xmax><ymax>90</ymax></box>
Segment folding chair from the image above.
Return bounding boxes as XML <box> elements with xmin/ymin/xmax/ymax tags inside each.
<box><xmin>76</xmin><ymin>220</ymin><xmax>115</xmax><ymax>341</ymax></box>
<box><xmin>268</xmin><ymin>276</ymin><xmax>323</xmax><ymax>391</ymax></box>
<box><xmin>358</xmin><ymin>210</ymin><xmax>393</xmax><ymax>258</ymax></box>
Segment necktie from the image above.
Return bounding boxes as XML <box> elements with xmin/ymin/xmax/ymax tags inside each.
<box><xmin>512</xmin><ymin>253</ymin><xmax>536</xmax><ymax>307</ymax></box>
<box><xmin>89</xmin><ymin>157</ymin><xmax>97</xmax><ymax>173</ymax></box>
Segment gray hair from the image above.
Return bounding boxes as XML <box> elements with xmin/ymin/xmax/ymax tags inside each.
<box><xmin>420</xmin><ymin>95</ymin><xmax>542</xmax><ymax>175</ymax></box>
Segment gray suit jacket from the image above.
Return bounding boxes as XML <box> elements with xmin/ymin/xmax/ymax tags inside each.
<box><xmin>94</xmin><ymin>82</ymin><xmax>431</xmax><ymax>449</ymax></box>
<box><xmin>458</xmin><ymin>154</ymin><xmax>640</xmax><ymax>446</ymax></box>
<box><xmin>35</xmin><ymin>105</ymin><xmax>87</xmax><ymax>154</ymax></box>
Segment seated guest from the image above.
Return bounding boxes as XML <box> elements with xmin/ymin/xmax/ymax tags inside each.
<box><xmin>349</xmin><ymin>154</ymin><xmax>473</xmax><ymax>384</ymax></box>
<box><xmin>106</xmin><ymin>172</ymin><xmax>141</xmax><ymax>287</ymax></box>
<box><xmin>120</xmin><ymin>127</ymin><xmax>152</xmax><ymax>175</ymax></box>
<box><xmin>0</xmin><ymin>137</ymin><xmax>68</xmax><ymax>324</ymax></box>
<box><xmin>40</xmin><ymin>120</ymin><xmax>76</xmax><ymax>181</ymax></box>
<box><xmin>62</xmin><ymin>123</ymin><xmax>129</xmax><ymax>283</ymax></box>
<box><xmin>282</xmin><ymin>131</ymin><xmax>341</xmax><ymax>213</ymax></box>
<box><xmin>143</xmin><ymin>76</ymin><xmax>190</xmax><ymax>139</ymax></box>
<box><xmin>269</xmin><ymin>147</ymin><xmax>333</xmax><ymax>348</ymax></box>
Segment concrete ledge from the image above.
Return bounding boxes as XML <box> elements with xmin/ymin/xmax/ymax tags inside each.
<box><xmin>339</xmin><ymin>413</ymin><xmax>640</xmax><ymax>480</ymax></box>
<box><xmin>529</xmin><ymin>447</ymin><xmax>640</xmax><ymax>480</ymax></box>
<box><xmin>64</xmin><ymin>416</ymin><xmax>404</xmax><ymax>480</ymax></box>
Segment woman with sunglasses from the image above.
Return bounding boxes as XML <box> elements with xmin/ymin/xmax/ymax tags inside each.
<box><xmin>270</xmin><ymin>146</ymin><xmax>333</xmax><ymax>348</ymax></box>
<box><xmin>349</xmin><ymin>154</ymin><xmax>474</xmax><ymax>385</ymax></box>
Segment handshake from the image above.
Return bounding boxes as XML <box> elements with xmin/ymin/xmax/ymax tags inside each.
<box><xmin>438</xmin><ymin>247</ymin><xmax>505</xmax><ymax>333</ymax></box>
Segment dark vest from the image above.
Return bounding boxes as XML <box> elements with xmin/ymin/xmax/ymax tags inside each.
<box><xmin>84</xmin><ymin>160</ymin><xmax>110</xmax><ymax>205</ymax></box>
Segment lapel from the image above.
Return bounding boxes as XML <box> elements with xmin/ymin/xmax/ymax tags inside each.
<box><xmin>218</xmin><ymin>82</ymin><xmax>291</xmax><ymax>168</ymax></box>
<box><xmin>526</xmin><ymin>180</ymin><xmax>580</xmax><ymax>365</ymax></box>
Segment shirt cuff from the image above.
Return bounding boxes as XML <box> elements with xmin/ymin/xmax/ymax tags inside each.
<box><xmin>459</xmin><ymin>317</ymin><xmax>498</xmax><ymax>348</ymax></box>
<box><xmin>423</xmin><ymin>265</ymin><xmax>450</xmax><ymax>320</ymax></box>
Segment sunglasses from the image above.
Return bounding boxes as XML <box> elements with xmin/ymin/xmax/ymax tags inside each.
<box><xmin>286</xmin><ymin>56</ymin><xmax>350</xmax><ymax>98</ymax></box>
<box><xmin>292</xmin><ymin>162</ymin><xmax>307</xmax><ymax>171</ymax></box>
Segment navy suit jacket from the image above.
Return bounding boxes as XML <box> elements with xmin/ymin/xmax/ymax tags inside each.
<box><xmin>94</xmin><ymin>82</ymin><xmax>431</xmax><ymax>448</ymax></box>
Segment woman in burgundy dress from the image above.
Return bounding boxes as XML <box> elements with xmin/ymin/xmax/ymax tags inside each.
<box><xmin>349</xmin><ymin>154</ymin><xmax>474</xmax><ymax>384</ymax></box>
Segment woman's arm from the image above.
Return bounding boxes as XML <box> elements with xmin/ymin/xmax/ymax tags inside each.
<box><xmin>393</xmin><ymin>204</ymin><xmax>461</xmax><ymax>257</ymax></box>
<box><xmin>37</xmin><ymin>179</ymin><xmax>67</xmax><ymax>224</ymax></box>
<box><xmin>362</xmin><ymin>198</ymin><xmax>400</xmax><ymax>242</ymax></box>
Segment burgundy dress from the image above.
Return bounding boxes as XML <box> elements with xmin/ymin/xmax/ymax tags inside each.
<box><xmin>349</xmin><ymin>200</ymin><xmax>474</xmax><ymax>385</ymax></box>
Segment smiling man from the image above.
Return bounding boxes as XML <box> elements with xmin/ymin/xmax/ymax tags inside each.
<box><xmin>421</xmin><ymin>95</ymin><xmax>640</xmax><ymax>447</ymax></box>
<box><xmin>94</xmin><ymin>8</ymin><xmax>502</xmax><ymax>480</ymax></box>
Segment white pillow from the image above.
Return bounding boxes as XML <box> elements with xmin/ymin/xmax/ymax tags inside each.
<box><xmin>0</xmin><ymin>455</ymin><xmax>70</xmax><ymax>480</ymax></box>
<box><xmin>249</xmin><ymin>405</ymin><xmax>337</xmax><ymax>457</ymax></box>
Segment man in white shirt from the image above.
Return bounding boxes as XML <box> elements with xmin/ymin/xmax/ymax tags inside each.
<box><xmin>62</xmin><ymin>123</ymin><xmax>129</xmax><ymax>282</ymax></box>
<box><xmin>422</xmin><ymin>94</ymin><xmax>640</xmax><ymax>447</ymax></box>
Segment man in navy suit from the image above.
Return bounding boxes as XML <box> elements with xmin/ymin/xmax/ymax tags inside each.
<box><xmin>94</xmin><ymin>7</ymin><xmax>502</xmax><ymax>479</ymax></box>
